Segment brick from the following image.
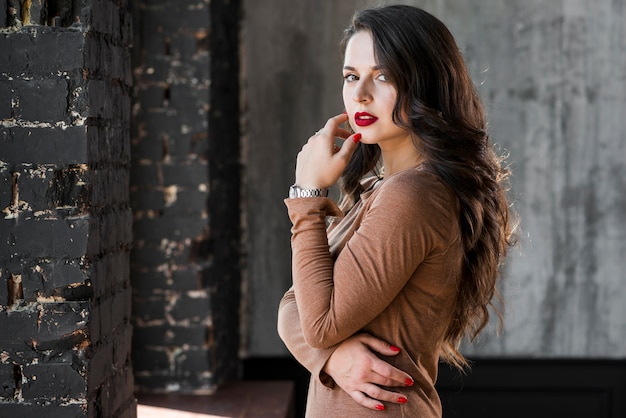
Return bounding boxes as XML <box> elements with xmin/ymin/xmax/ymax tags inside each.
<box><xmin>177</xmin><ymin>347</ymin><xmax>211</xmax><ymax>374</ymax></box>
<box><xmin>140</xmin><ymin>109</ymin><xmax>184</xmax><ymax>140</ymax></box>
<box><xmin>0</xmin><ymin>30</ymin><xmax>84</xmax><ymax>76</ymax></box>
<box><xmin>21</xmin><ymin>258</ymin><xmax>89</xmax><ymax>299</ymax></box>
<box><xmin>171</xmin><ymin>132</ymin><xmax>209</xmax><ymax>158</ymax></box>
<box><xmin>92</xmin><ymin>170</ymin><xmax>132</xmax><ymax>208</ymax></box>
<box><xmin>22</xmin><ymin>363</ymin><xmax>87</xmax><ymax>400</ymax></box>
<box><xmin>88</xmin><ymin>251</ymin><xmax>131</xmax><ymax>297</ymax></box>
<box><xmin>0</xmin><ymin>127</ymin><xmax>88</xmax><ymax>165</ymax></box>
<box><xmin>97</xmin><ymin>209</ymin><xmax>133</xmax><ymax>253</ymax></box>
<box><xmin>0</xmin><ymin>363</ymin><xmax>16</xmax><ymax>398</ymax></box>
<box><xmin>169</xmin><ymin>291</ymin><xmax>210</xmax><ymax>322</ymax></box>
<box><xmin>160</xmin><ymin>161</ymin><xmax>208</xmax><ymax>187</ymax></box>
<box><xmin>0</xmin><ymin>1</ymin><xmax>6</xmax><ymax>30</ymax></box>
<box><xmin>129</xmin><ymin>163</ymin><xmax>158</xmax><ymax>187</ymax></box>
<box><xmin>131</xmin><ymin>292</ymin><xmax>166</xmax><ymax>321</ymax></box>
<box><xmin>112</xmin><ymin>324</ymin><xmax>133</xmax><ymax>368</ymax></box>
<box><xmin>132</xmin><ymin>324</ymin><xmax>210</xmax><ymax>347</ymax></box>
<box><xmin>0</xmin><ymin>309</ymin><xmax>38</xmax><ymax>351</ymax></box>
<box><xmin>132</xmin><ymin>217</ymin><xmax>207</xmax><ymax>242</ymax></box>
<box><xmin>111</xmin><ymin>288</ymin><xmax>131</xmax><ymax>332</ymax></box>
<box><xmin>137</xmin><ymin>84</ymin><xmax>165</xmax><ymax>110</ymax></box>
<box><xmin>0</xmin><ymin>81</ymin><xmax>12</xmax><ymax>119</ymax></box>
<box><xmin>0</xmin><ymin>163</ymin><xmax>12</xmax><ymax>210</ymax></box>
<box><xmin>47</xmin><ymin>165</ymin><xmax>91</xmax><ymax>210</ymax></box>
<box><xmin>131</xmin><ymin>347</ymin><xmax>169</xmax><ymax>373</ymax></box>
<box><xmin>109</xmin><ymin>370</ymin><xmax>136</xmax><ymax>416</ymax></box>
<box><xmin>130</xmin><ymin>243</ymin><xmax>191</xmax><ymax>269</ymax></box>
<box><xmin>98</xmin><ymin>296</ymin><xmax>114</xmax><ymax>340</ymax></box>
<box><xmin>0</xmin><ymin>402</ymin><xmax>86</xmax><ymax>417</ymax></box>
<box><xmin>0</xmin><ymin>217</ymin><xmax>90</xmax><ymax>259</ymax></box>
<box><xmin>131</xmin><ymin>135</ymin><xmax>166</xmax><ymax>162</ymax></box>
<box><xmin>130</xmin><ymin>189</ymin><xmax>165</xmax><ymax>211</ymax></box>
<box><xmin>0</xmin><ymin>268</ymin><xmax>9</xmax><ymax>305</ymax></box>
<box><xmin>11</xmin><ymin>78</ymin><xmax>69</xmax><ymax>123</ymax></box>
<box><xmin>24</xmin><ymin>0</ymin><xmax>46</xmax><ymax>25</ymax></box>
<box><xmin>34</xmin><ymin>303</ymin><xmax>90</xmax><ymax>353</ymax></box>
<box><xmin>14</xmin><ymin>164</ymin><xmax>57</xmax><ymax>212</ymax></box>
<box><xmin>170</xmin><ymin>33</ymin><xmax>197</xmax><ymax>60</ymax></box>
<box><xmin>163</xmin><ymin>188</ymin><xmax>207</xmax><ymax>216</ymax></box>
<box><xmin>130</xmin><ymin>267</ymin><xmax>202</xmax><ymax>291</ymax></box>
<box><xmin>87</xmin><ymin>125</ymin><xmax>130</xmax><ymax>165</ymax></box>
<box><xmin>88</xmin><ymin>340</ymin><xmax>113</xmax><ymax>392</ymax></box>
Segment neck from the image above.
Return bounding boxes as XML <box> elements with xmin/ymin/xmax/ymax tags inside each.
<box><xmin>380</xmin><ymin>139</ymin><xmax>423</xmax><ymax>177</ymax></box>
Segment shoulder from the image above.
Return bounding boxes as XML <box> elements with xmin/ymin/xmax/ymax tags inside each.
<box><xmin>379</xmin><ymin>165</ymin><xmax>454</xmax><ymax>204</ymax></box>
<box><xmin>373</xmin><ymin>165</ymin><xmax>459</xmax><ymax>227</ymax></box>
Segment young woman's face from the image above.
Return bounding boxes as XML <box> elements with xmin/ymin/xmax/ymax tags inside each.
<box><xmin>342</xmin><ymin>30</ymin><xmax>410</xmax><ymax>148</ymax></box>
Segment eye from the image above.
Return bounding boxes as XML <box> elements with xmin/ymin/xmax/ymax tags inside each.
<box><xmin>343</xmin><ymin>73</ymin><xmax>358</xmax><ymax>82</ymax></box>
<box><xmin>377</xmin><ymin>73</ymin><xmax>388</xmax><ymax>82</ymax></box>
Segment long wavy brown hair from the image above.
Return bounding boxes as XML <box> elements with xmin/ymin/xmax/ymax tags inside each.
<box><xmin>339</xmin><ymin>5</ymin><xmax>517</xmax><ymax>370</ymax></box>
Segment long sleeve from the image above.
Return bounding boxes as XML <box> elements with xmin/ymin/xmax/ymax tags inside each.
<box><xmin>284</xmin><ymin>170</ymin><xmax>456</xmax><ymax>349</ymax></box>
<box><xmin>277</xmin><ymin>287</ymin><xmax>337</xmax><ymax>388</ymax></box>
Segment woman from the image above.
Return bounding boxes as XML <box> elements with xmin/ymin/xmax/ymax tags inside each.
<box><xmin>278</xmin><ymin>5</ymin><xmax>516</xmax><ymax>417</ymax></box>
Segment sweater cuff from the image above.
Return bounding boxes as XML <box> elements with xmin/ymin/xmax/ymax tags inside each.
<box><xmin>284</xmin><ymin>197</ymin><xmax>343</xmax><ymax>222</ymax></box>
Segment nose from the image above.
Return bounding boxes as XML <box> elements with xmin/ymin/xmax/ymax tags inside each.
<box><xmin>352</xmin><ymin>79</ymin><xmax>372</xmax><ymax>103</ymax></box>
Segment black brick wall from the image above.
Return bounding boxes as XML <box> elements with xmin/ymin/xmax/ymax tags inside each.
<box><xmin>0</xmin><ymin>1</ymin><xmax>135</xmax><ymax>417</ymax></box>
<box><xmin>130</xmin><ymin>0</ymin><xmax>241</xmax><ymax>393</ymax></box>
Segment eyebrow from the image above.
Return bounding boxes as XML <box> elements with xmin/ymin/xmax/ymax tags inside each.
<box><xmin>343</xmin><ymin>65</ymin><xmax>385</xmax><ymax>71</ymax></box>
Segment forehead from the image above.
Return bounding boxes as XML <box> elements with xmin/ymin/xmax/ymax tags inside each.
<box><xmin>343</xmin><ymin>30</ymin><xmax>377</xmax><ymax>66</ymax></box>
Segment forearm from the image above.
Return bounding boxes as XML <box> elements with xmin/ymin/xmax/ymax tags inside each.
<box><xmin>277</xmin><ymin>288</ymin><xmax>337</xmax><ymax>387</ymax></box>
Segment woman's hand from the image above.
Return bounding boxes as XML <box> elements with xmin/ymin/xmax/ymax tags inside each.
<box><xmin>295</xmin><ymin>113</ymin><xmax>361</xmax><ymax>189</ymax></box>
<box><xmin>323</xmin><ymin>333</ymin><xmax>415</xmax><ymax>411</ymax></box>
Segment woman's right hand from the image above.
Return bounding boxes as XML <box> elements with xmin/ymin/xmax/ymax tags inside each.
<box><xmin>322</xmin><ymin>333</ymin><xmax>415</xmax><ymax>411</ymax></box>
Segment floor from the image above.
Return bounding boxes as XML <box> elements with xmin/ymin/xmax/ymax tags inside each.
<box><xmin>136</xmin><ymin>381</ymin><xmax>295</xmax><ymax>418</ymax></box>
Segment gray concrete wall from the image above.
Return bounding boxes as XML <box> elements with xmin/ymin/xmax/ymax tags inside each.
<box><xmin>241</xmin><ymin>0</ymin><xmax>626</xmax><ymax>358</ymax></box>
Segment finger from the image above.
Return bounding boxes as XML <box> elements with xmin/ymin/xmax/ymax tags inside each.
<box><xmin>370</xmin><ymin>358</ymin><xmax>415</xmax><ymax>388</ymax></box>
<box><xmin>361</xmin><ymin>383</ymin><xmax>409</xmax><ymax>405</ymax></box>
<box><xmin>347</xmin><ymin>390</ymin><xmax>388</xmax><ymax>412</ymax></box>
<box><xmin>357</xmin><ymin>335</ymin><xmax>415</xmax><ymax>387</ymax></box>
<box><xmin>334</xmin><ymin>132</ymin><xmax>361</xmax><ymax>162</ymax></box>
<box><xmin>359</xmin><ymin>333</ymin><xmax>402</xmax><ymax>357</ymax></box>
<box><xmin>323</xmin><ymin>112</ymin><xmax>350</xmax><ymax>133</ymax></box>
<box><xmin>333</xmin><ymin>127</ymin><xmax>353</xmax><ymax>139</ymax></box>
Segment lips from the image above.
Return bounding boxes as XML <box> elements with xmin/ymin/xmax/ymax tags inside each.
<box><xmin>354</xmin><ymin>112</ymin><xmax>378</xmax><ymax>127</ymax></box>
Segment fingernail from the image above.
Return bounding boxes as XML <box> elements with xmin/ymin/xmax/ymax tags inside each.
<box><xmin>352</xmin><ymin>133</ymin><xmax>361</xmax><ymax>143</ymax></box>
<box><xmin>375</xmin><ymin>404</ymin><xmax>385</xmax><ymax>411</ymax></box>
<box><xmin>405</xmin><ymin>378</ymin><xmax>414</xmax><ymax>387</ymax></box>
<box><xmin>389</xmin><ymin>345</ymin><xmax>401</xmax><ymax>352</ymax></box>
<box><xmin>342</xmin><ymin>111</ymin><xmax>347</xmax><ymax>114</ymax></box>
<box><xmin>398</xmin><ymin>396</ymin><xmax>408</xmax><ymax>404</ymax></box>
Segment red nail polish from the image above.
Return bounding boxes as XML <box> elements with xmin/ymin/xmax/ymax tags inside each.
<box><xmin>342</xmin><ymin>111</ymin><xmax>347</xmax><ymax>114</ymax></box>
<box><xmin>390</xmin><ymin>345</ymin><xmax>401</xmax><ymax>352</ymax></box>
<box><xmin>375</xmin><ymin>404</ymin><xmax>385</xmax><ymax>411</ymax></box>
<box><xmin>398</xmin><ymin>396</ymin><xmax>408</xmax><ymax>404</ymax></box>
<box><xmin>405</xmin><ymin>378</ymin><xmax>414</xmax><ymax>387</ymax></box>
<box><xmin>353</xmin><ymin>133</ymin><xmax>361</xmax><ymax>143</ymax></box>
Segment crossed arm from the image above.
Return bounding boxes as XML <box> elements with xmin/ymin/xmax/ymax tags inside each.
<box><xmin>277</xmin><ymin>288</ymin><xmax>414</xmax><ymax>411</ymax></box>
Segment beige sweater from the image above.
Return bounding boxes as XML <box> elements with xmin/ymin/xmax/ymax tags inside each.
<box><xmin>279</xmin><ymin>165</ymin><xmax>463</xmax><ymax>418</ymax></box>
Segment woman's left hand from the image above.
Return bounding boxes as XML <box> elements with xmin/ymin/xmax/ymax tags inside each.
<box><xmin>295</xmin><ymin>113</ymin><xmax>361</xmax><ymax>189</ymax></box>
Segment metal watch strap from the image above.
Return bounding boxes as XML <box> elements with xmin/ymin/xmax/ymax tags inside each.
<box><xmin>289</xmin><ymin>184</ymin><xmax>329</xmax><ymax>198</ymax></box>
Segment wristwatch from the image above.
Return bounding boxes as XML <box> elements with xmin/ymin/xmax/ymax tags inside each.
<box><xmin>288</xmin><ymin>184</ymin><xmax>329</xmax><ymax>198</ymax></box>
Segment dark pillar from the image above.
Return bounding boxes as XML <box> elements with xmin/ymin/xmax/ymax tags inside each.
<box><xmin>130</xmin><ymin>0</ymin><xmax>242</xmax><ymax>393</ymax></box>
<box><xmin>0</xmin><ymin>0</ymin><xmax>135</xmax><ymax>416</ymax></box>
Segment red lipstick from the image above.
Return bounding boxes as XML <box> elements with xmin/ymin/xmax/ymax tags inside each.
<box><xmin>354</xmin><ymin>112</ymin><xmax>378</xmax><ymax>127</ymax></box>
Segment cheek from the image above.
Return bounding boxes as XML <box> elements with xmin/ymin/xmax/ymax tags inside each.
<box><xmin>342</xmin><ymin>88</ymin><xmax>351</xmax><ymax>109</ymax></box>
